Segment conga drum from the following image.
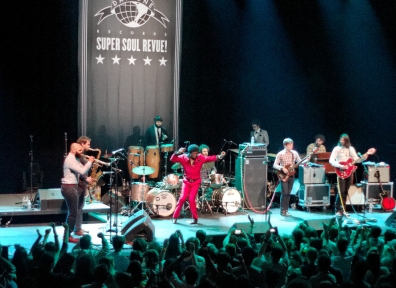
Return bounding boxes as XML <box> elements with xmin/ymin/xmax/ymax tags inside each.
<box><xmin>128</xmin><ymin>146</ymin><xmax>144</xmax><ymax>179</ymax></box>
<box><xmin>146</xmin><ymin>145</ymin><xmax>160</xmax><ymax>178</ymax></box>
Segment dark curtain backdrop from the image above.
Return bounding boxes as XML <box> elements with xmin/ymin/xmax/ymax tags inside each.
<box><xmin>1</xmin><ymin>0</ymin><xmax>396</xmax><ymax>193</ymax></box>
<box><xmin>179</xmin><ymin>0</ymin><xmax>396</xmax><ymax>181</ymax></box>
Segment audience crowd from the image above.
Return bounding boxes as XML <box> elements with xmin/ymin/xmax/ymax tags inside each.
<box><xmin>1</xmin><ymin>216</ymin><xmax>396</xmax><ymax>288</ymax></box>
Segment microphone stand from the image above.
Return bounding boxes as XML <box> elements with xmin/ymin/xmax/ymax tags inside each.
<box><xmin>218</xmin><ymin>140</ymin><xmax>229</xmax><ymax>175</ymax></box>
<box><xmin>29</xmin><ymin>135</ymin><xmax>34</xmax><ymax>202</ymax></box>
<box><xmin>64</xmin><ymin>132</ymin><xmax>68</xmax><ymax>158</ymax></box>
<box><xmin>106</xmin><ymin>158</ymin><xmax>118</xmax><ymax>237</ymax></box>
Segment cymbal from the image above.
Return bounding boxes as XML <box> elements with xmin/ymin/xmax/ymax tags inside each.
<box><xmin>132</xmin><ymin>166</ymin><xmax>155</xmax><ymax>175</ymax></box>
<box><xmin>172</xmin><ymin>163</ymin><xmax>181</xmax><ymax>170</ymax></box>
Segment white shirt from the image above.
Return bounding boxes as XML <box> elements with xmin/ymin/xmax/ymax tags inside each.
<box><xmin>155</xmin><ymin>127</ymin><xmax>161</xmax><ymax>145</ymax></box>
<box><xmin>61</xmin><ymin>153</ymin><xmax>92</xmax><ymax>184</ymax></box>
<box><xmin>329</xmin><ymin>146</ymin><xmax>360</xmax><ymax>168</ymax></box>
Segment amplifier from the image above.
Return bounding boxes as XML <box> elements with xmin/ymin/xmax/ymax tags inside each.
<box><xmin>366</xmin><ymin>164</ymin><xmax>390</xmax><ymax>183</ymax></box>
<box><xmin>298</xmin><ymin>165</ymin><xmax>326</xmax><ymax>184</ymax></box>
<box><xmin>298</xmin><ymin>184</ymin><xmax>331</xmax><ymax>208</ymax></box>
<box><xmin>239</xmin><ymin>143</ymin><xmax>267</xmax><ymax>157</ymax></box>
<box><xmin>361</xmin><ymin>181</ymin><xmax>394</xmax><ymax>203</ymax></box>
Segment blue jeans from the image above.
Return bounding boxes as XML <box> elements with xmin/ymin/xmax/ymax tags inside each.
<box><xmin>280</xmin><ymin>176</ymin><xmax>294</xmax><ymax>213</ymax></box>
<box><xmin>61</xmin><ymin>183</ymin><xmax>85</xmax><ymax>233</ymax></box>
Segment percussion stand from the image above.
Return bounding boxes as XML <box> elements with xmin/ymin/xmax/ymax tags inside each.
<box><xmin>131</xmin><ymin>149</ymin><xmax>156</xmax><ymax>216</ymax></box>
<box><xmin>163</xmin><ymin>151</ymin><xmax>169</xmax><ymax>177</ymax></box>
<box><xmin>200</xmin><ymin>186</ymin><xmax>213</xmax><ymax>215</ymax></box>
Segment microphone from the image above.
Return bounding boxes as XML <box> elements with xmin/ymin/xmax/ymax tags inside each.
<box><xmin>111</xmin><ymin>167</ymin><xmax>123</xmax><ymax>172</ymax></box>
<box><xmin>112</xmin><ymin>148</ymin><xmax>124</xmax><ymax>154</ymax></box>
<box><xmin>129</xmin><ymin>153</ymin><xmax>140</xmax><ymax>156</ymax></box>
<box><xmin>230</xmin><ymin>140</ymin><xmax>237</xmax><ymax>146</ymax></box>
<box><xmin>184</xmin><ymin>141</ymin><xmax>190</xmax><ymax>144</ymax></box>
<box><xmin>102</xmin><ymin>171</ymin><xmax>114</xmax><ymax>175</ymax></box>
<box><xmin>223</xmin><ymin>139</ymin><xmax>230</xmax><ymax>143</ymax></box>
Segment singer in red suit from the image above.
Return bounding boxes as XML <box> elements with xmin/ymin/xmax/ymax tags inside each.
<box><xmin>170</xmin><ymin>144</ymin><xmax>226</xmax><ymax>224</ymax></box>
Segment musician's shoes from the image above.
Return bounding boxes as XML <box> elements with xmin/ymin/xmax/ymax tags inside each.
<box><xmin>190</xmin><ymin>219</ymin><xmax>198</xmax><ymax>225</ymax></box>
<box><xmin>281</xmin><ymin>211</ymin><xmax>291</xmax><ymax>217</ymax></box>
<box><xmin>74</xmin><ymin>230</ymin><xmax>89</xmax><ymax>236</ymax></box>
<box><xmin>172</xmin><ymin>218</ymin><xmax>177</xmax><ymax>224</ymax></box>
<box><xmin>68</xmin><ymin>236</ymin><xmax>80</xmax><ymax>244</ymax></box>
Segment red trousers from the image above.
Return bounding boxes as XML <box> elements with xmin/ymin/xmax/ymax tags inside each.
<box><xmin>173</xmin><ymin>180</ymin><xmax>200</xmax><ymax>220</ymax></box>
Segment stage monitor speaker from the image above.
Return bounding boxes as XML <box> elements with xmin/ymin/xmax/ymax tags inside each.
<box><xmin>36</xmin><ymin>189</ymin><xmax>67</xmax><ymax>211</ymax></box>
<box><xmin>123</xmin><ymin>215</ymin><xmax>155</xmax><ymax>242</ymax></box>
<box><xmin>102</xmin><ymin>192</ymin><xmax>126</xmax><ymax>213</ymax></box>
<box><xmin>385</xmin><ymin>211</ymin><xmax>396</xmax><ymax>227</ymax></box>
<box><xmin>235</xmin><ymin>156</ymin><xmax>267</xmax><ymax>208</ymax></box>
<box><xmin>229</xmin><ymin>221</ymin><xmax>270</xmax><ymax>243</ymax></box>
<box><xmin>121</xmin><ymin>210</ymin><xmax>147</xmax><ymax>234</ymax></box>
<box><xmin>303</xmin><ymin>218</ymin><xmax>332</xmax><ymax>233</ymax></box>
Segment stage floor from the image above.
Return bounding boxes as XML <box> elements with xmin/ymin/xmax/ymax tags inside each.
<box><xmin>1</xmin><ymin>204</ymin><xmax>395</xmax><ymax>258</ymax></box>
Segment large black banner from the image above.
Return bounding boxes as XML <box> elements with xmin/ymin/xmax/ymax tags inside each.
<box><xmin>79</xmin><ymin>0</ymin><xmax>181</xmax><ymax>153</ymax></box>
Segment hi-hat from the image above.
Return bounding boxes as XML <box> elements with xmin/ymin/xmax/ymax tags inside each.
<box><xmin>172</xmin><ymin>163</ymin><xmax>181</xmax><ymax>170</ymax></box>
<box><xmin>132</xmin><ymin>166</ymin><xmax>155</xmax><ymax>175</ymax></box>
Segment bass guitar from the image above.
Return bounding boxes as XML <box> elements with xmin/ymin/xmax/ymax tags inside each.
<box><xmin>335</xmin><ymin>148</ymin><xmax>376</xmax><ymax>179</ymax></box>
<box><xmin>375</xmin><ymin>170</ymin><xmax>395</xmax><ymax>211</ymax></box>
<box><xmin>277</xmin><ymin>147</ymin><xmax>318</xmax><ymax>182</ymax></box>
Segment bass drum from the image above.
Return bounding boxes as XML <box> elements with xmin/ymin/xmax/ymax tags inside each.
<box><xmin>146</xmin><ymin>188</ymin><xmax>176</xmax><ymax>217</ymax></box>
<box><xmin>128</xmin><ymin>146</ymin><xmax>144</xmax><ymax>179</ymax></box>
<box><xmin>212</xmin><ymin>187</ymin><xmax>241</xmax><ymax>213</ymax></box>
<box><xmin>146</xmin><ymin>146</ymin><xmax>160</xmax><ymax>179</ymax></box>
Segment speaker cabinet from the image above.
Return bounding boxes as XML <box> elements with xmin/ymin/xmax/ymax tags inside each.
<box><xmin>346</xmin><ymin>185</ymin><xmax>364</xmax><ymax>205</ymax></box>
<box><xmin>362</xmin><ymin>182</ymin><xmax>394</xmax><ymax>203</ymax></box>
<box><xmin>121</xmin><ymin>210</ymin><xmax>147</xmax><ymax>234</ymax></box>
<box><xmin>123</xmin><ymin>215</ymin><xmax>155</xmax><ymax>242</ymax></box>
<box><xmin>36</xmin><ymin>189</ymin><xmax>67</xmax><ymax>210</ymax></box>
<box><xmin>298</xmin><ymin>165</ymin><xmax>326</xmax><ymax>184</ymax></box>
<box><xmin>102</xmin><ymin>192</ymin><xmax>126</xmax><ymax>213</ymax></box>
<box><xmin>303</xmin><ymin>218</ymin><xmax>332</xmax><ymax>232</ymax></box>
<box><xmin>235</xmin><ymin>156</ymin><xmax>267</xmax><ymax>209</ymax></box>
<box><xmin>298</xmin><ymin>184</ymin><xmax>330</xmax><ymax>208</ymax></box>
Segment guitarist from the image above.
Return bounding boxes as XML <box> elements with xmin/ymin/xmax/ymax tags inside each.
<box><xmin>273</xmin><ymin>138</ymin><xmax>303</xmax><ymax>217</ymax></box>
<box><xmin>329</xmin><ymin>134</ymin><xmax>368</xmax><ymax>217</ymax></box>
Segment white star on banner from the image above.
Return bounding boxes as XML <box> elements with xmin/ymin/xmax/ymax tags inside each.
<box><xmin>127</xmin><ymin>55</ymin><xmax>137</xmax><ymax>65</ymax></box>
<box><xmin>96</xmin><ymin>54</ymin><xmax>105</xmax><ymax>64</ymax></box>
<box><xmin>143</xmin><ymin>56</ymin><xmax>152</xmax><ymax>66</ymax></box>
<box><xmin>159</xmin><ymin>57</ymin><xmax>167</xmax><ymax>66</ymax></box>
<box><xmin>112</xmin><ymin>55</ymin><xmax>121</xmax><ymax>64</ymax></box>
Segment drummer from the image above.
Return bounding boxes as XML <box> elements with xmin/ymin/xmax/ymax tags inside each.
<box><xmin>144</xmin><ymin>115</ymin><xmax>169</xmax><ymax>146</ymax></box>
<box><xmin>199</xmin><ymin>144</ymin><xmax>217</xmax><ymax>180</ymax></box>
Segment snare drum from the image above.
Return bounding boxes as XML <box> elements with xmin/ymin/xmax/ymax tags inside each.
<box><xmin>130</xmin><ymin>182</ymin><xmax>150</xmax><ymax>201</ymax></box>
<box><xmin>163</xmin><ymin>174</ymin><xmax>180</xmax><ymax>190</ymax></box>
<box><xmin>128</xmin><ymin>146</ymin><xmax>144</xmax><ymax>179</ymax></box>
<box><xmin>209</xmin><ymin>174</ymin><xmax>224</xmax><ymax>188</ymax></box>
<box><xmin>146</xmin><ymin>146</ymin><xmax>160</xmax><ymax>178</ymax></box>
<box><xmin>161</xmin><ymin>144</ymin><xmax>174</xmax><ymax>153</ymax></box>
<box><xmin>211</xmin><ymin>187</ymin><xmax>241</xmax><ymax>213</ymax></box>
<box><xmin>146</xmin><ymin>188</ymin><xmax>176</xmax><ymax>217</ymax></box>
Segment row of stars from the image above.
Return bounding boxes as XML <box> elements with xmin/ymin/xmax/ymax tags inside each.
<box><xmin>95</xmin><ymin>54</ymin><xmax>168</xmax><ymax>66</ymax></box>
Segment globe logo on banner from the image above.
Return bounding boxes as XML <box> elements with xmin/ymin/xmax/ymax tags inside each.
<box><xmin>95</xmin><ymin>0</ymin><xmax>169</xmax><ymax>28</ymax></box>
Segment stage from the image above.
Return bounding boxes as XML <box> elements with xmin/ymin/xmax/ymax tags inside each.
<box><xmin>1</xmin><ymin>194</ymin><xmax>396</xmax><ymax>258</ymax></box>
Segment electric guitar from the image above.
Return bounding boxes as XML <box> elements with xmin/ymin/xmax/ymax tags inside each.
<box><xmin>335</xmin><ymin>148</ymin><xmax>376</xmax><ymax>179</ymax></box>
<box><xmin>277</xmin><ymin>147</ymin><xmax>318</xmax><ymax>182</ymax></box>
<box><xmin>375</xmin><ymin>170</ymin><xmax>395</xmax><ymax>211</ymax></box>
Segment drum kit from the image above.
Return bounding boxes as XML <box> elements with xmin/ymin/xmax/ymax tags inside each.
<box><xmin>122</xmin><ymin>144</ymin><xmax>242</xmax><ymax>217</ymax></box>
